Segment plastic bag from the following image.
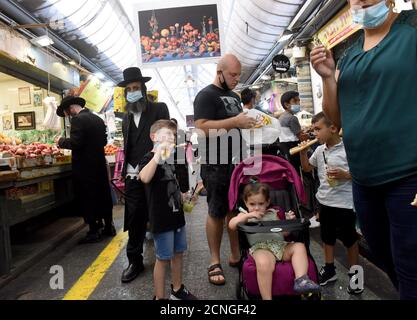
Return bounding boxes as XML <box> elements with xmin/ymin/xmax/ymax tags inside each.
<box><xmin>241</xmin><ymin>109</ymin><xmax>281</xmax><ymax>146</ymax></box>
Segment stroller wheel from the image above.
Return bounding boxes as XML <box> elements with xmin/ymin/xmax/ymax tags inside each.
<box><xmin>302</xmin><ymin>292</ymin><xmax>322</xmax><ymax>300</ymax></box>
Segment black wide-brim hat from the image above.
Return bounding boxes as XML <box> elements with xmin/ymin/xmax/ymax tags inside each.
<box><xmin>117</xmin><ymin>67</ymin><xmax>151</xmax><ymax>87</ymax></box>
<box><xmin>56</xmin><ymin>96</ymin><xmax>86</xmax><ymax>117</ymax></box>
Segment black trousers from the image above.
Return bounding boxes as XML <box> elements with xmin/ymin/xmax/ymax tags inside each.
<box><xmin>124</xmin><ymin>178</ymin><xmax>148</xmax><ymax>265</ymax></box>
<box><xmin>279</xmin><ymin>141</ymin><xmax>301</xmax><ymax>174</ymax></box>
<box><xmin>74</xmin><ymin>177</ymin><xmax>113</xmax><ymax>233</ymax></box>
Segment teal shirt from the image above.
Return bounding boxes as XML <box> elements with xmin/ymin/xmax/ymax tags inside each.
<box><xmin>337</xmin><ymin>10</ymin><xmax>417</xmax><ymax>186</ymax></box>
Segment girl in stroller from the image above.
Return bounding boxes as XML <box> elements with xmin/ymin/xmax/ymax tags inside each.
<box><xmin>229</xmin><ymin>178</ymin><xmax>320</xmax><ymax>300</ymax></box>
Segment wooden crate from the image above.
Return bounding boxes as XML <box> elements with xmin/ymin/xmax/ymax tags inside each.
<box><xmin>53</xmin><ymin>155</ymin><xmax>72</xmax><ymax>165</ymax></box>
<box><xmin>0</xmin><ymin>170</ymin><xmax>19</xmax><ymax>182</ymax></box>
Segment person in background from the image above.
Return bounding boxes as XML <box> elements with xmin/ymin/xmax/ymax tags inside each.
<box><xmin>278</xmin><ymin>91</ymin><xmax>308</xmax><ymax>172</ymax></box>
<box><xmin>118</xmin><ymin>67</ymin><xmax>170</xmax><ymax>283</ymax></box>
<box><xmin>170</xmin><ymin>118</ymin><xmax>190</xmax><ymax>194</ymax></box>
<box><xmin>56</xmin><ymin>96</ymin><xmax>115</xmax><ymax>244</ymax></box>
<box><xmin>241</xmin><ymin>88</ymin><xmax>256</xmax><ymax>111</ymax></box>
<box><xmin>310</xmin><ymin>0</ymin><xmax>417</xmax><ymax>300</ymax></box>
<box><xmin>194</xmin><ymin>53</ymin><xmax>257</xmax><ymax>285</ymax></box>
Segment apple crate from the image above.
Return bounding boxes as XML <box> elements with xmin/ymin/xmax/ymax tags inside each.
<box><xmin>53</xmin><ymin>155</ymin><xmax>72</xmax><ymax>165</ymax></box>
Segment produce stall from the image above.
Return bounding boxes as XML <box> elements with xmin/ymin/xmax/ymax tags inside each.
<box><xmin>0</xmin><ymin>134</ymin><xmax>73</xmax><ymax>276</ymax></box>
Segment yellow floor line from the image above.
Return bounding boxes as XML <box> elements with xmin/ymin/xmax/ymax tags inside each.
<box><xmin>63</xmin><ymin>230</ymin><xmax>128</xmax><ymax>300</ymax></box>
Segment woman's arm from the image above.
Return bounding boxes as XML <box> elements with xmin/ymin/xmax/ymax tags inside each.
<box><xmin>310</xmin><ymin>46</ymin><xmax>341</xmax><ymax>128</ymax></box>
<box><xmin>322</xmin><ymin>70</ymin><xmax>341</xmax><ymax>129</ymax></box>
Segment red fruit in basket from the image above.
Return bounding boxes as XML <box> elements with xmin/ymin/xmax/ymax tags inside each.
<box><xmin>16</xmin><ymin>148</ymin><xmax>25</xmax><ymax>155</ymax></box>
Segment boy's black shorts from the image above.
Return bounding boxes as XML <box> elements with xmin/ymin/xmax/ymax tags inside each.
<box><xmin>319</xmin><ymin>204</ymin><xmax>358</xmax><ymax>248</ymax></box>
<box><xmin>201</xmin><ymin>164</ymin><xmax>235</xmax><ymax>219</ymax></box>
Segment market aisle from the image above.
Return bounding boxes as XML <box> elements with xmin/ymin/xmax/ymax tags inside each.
<box><xmin>0</xmin><ymin>197</ymin><xmax>398</xmax><ymax>300</ymax></box>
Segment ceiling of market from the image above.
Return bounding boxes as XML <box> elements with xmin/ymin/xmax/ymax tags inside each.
<box><xmin>2</xmin><ymin>0</ymin><xmax>308</xmax><ymax>126</ymax></box>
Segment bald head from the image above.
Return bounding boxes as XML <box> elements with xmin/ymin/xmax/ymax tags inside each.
<box><xmin>217</xmin><ymin>54</ymin><xmax>241</xmax><ymax>71</ymax></box>
<box><xmin>215</xmin><ymin>53</ymin><xmax>241</xmax><ymax>90</ymax></box>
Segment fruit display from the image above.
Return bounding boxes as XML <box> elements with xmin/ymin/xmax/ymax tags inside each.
<box><xmin>13</xmin><ymin>129</ymin><xmax>60</xmax><ymax>145</ymax></box>
<box><xmin>104</xmin><ymin>144</ymin><xmax>119</xmax><ymax>155</ymax></box>
<box><xmin>0</xmin><ymin>133</ymin><xmax>22</xmax><ymax>145</ymax></box>
<box><xmin>5</xmin><ymin>184</ymin><xmax>39</xmax><ymax>200</ymax></box>
<box><xmin>0</xmin><ymin>142</ymin><xmax>63</xmax><ymax>158</ymax></box>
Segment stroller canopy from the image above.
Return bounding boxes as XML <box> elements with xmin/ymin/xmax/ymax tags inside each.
<box><xmin>228</xmin><ymin>154</ymin><xmax>306</xmax><ymax>211</ymax></box>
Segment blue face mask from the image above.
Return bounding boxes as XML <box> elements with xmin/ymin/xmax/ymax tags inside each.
<box><xmin>291</xmin><ymin>104</ymin><xmax>301</xmax><ymax>114</ymax></box>
<box><xmin>126</xmin><ymin>90</ymin><xmax>143</xmax><ymax>103</ymax></box>
<box><xmin>351</xmin><ymin>1</ymin><xmax>390</xmax><ymax>29</ymax></box>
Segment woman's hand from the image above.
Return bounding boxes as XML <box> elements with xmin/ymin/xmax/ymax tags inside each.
<box><xmin>310</xmin><ymin>45</ymin><xmax>336</xmax><ymax>79</ymax></box>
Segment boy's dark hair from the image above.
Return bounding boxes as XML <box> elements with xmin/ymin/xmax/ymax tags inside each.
<box><xmin>243</xmin><ymin>177</ymin><xmax>270</xmax><ymax>202</ymax></box>
<box><xmin>150</xmin><ymin>119</ymin><xmax>177</xmax><ymax>135</ymax></box>
<box><xmin>312</xmin><ymin>112</ymin><xmax>333</xmax><ymax>127</ymax></box>
<box><xmin>170</xmin><ymin>118</ymin><xmax>178</xmax><ymax>125</ymax></box>
<box><xmin>241</xmin><ymin>88</ymin><xmax>256</xmax><ymax>105</ymax></box>
<box><xmin>280</xmin><ymin>91</ymin><xmax>299</xmax><ymax>109</ymax></box>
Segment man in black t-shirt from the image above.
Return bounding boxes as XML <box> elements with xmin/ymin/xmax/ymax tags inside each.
<box><xmin>193</xmin><ymin>54</ymin><xmax>257</xmax><ymax>286</ymax></box>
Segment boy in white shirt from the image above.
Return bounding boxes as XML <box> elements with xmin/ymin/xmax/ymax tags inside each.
<box><xmin>299</xmin><ymin>112</ymin><xmax>362</xmax><ymax>295</ymax></box>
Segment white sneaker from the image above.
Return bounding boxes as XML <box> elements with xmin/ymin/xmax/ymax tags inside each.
<box><xmin>309</xmin><ymin>216</ymin><xmax>320</xmax><ymax>229</ymax></box>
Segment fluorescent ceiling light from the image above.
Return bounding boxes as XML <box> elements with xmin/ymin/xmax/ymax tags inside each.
<box><xmin>261</xmin><ymin>75</ymin><xmax>271</xmax><ymax>81</ymax></box>
<box><xmin>31</xmin><ymin>35</ymin><xmax>54</xmax><ymax>47</ymax></box>
<box><xmin>94</xmin><ymin>72</ymin><xmax>105</xmax><ymax>79</ymax></box>
<box><xmin>68</xmin><ymin>60</ymin><xmax>77</xmax><ymax>66</ymax></box>
<box><xmin>53</xmin><ymin>0</ymin><xmax>136</xmax><ymax>71</ymax></box>
<box><xmin>278</xmin><ymin>34</ymin><xmax>293</xmax><ymax>43</ymax></box>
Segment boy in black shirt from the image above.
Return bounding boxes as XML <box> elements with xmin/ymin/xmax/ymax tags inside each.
<box><xmin>139</xmin><ymin>120</ymin><xmax>197</xmax><ymax>300</ymax></box>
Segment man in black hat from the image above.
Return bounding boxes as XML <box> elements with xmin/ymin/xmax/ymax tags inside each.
<box><xmin>56</xmin><ymin>96</ymin><xmax>115</xmax><ymax>243</ymax></box>
<box><xmin>118</xmin><ymin>67</ymin><xmax>170</xmax><ymax>283</ymax></box>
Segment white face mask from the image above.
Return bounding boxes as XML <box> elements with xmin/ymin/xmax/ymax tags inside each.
<box><xmin>351</xmin><ymin>1</ymin><xmax>390</xmax><ymax>29</ymax></box>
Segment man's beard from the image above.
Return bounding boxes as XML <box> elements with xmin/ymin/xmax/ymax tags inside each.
<box><xmin>126</xmin><ymin>100</ymin><xmax>145</xmax><ymax>113</ymax></box>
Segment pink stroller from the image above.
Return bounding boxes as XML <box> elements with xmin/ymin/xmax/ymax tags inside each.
<box><xmin>228</xmin><ymin>154</ymin><xmax>320</xmax><ymax>300</ymax></box>
<box><xmin>111</xmin><ymin>149</ymin><xmax>125</xmax><ymax>204</ymax></box>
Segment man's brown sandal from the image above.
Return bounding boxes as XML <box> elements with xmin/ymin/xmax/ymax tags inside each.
<box><xmin>208</xmin><ymin>264</ymin><xmax>226</xmax><ymax>286</ymax></box>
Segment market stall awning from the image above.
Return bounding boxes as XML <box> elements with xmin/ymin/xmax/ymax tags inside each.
<box><xmin>2</xmin><ymin>0</ymin><xmax>308</xmax><ymax>125</ymax></box>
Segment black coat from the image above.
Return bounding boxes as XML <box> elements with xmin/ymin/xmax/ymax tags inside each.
<box><xmin>122</xmin><ymin>102</ymin><xmax>170</xmax><ymax>176</ymax></box>
<box><xmin>58</xmin><ymin>109</ymin><xmax>112</xmax><ymax>220</ymax></box>
<box><xmin>122</xmin><ymin>102</ymin><xmax>170</xmax><ymax>231</ymax></box>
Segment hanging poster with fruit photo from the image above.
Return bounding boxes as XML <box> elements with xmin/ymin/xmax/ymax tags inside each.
<box><xmin>134</xmin><ymin>0</ymin><xmax>225</xmax><ymax>67</ymax></box>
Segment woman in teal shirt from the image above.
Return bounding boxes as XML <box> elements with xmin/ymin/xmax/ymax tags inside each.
<box><xmin>311</xmin><ymin>0</ymin><xmax>417</xmax><ymax>299</ymax></box>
